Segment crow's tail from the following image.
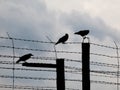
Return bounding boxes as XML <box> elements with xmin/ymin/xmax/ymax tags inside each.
<box><xmin>55</xmin><ymin>43</ymin><xmax>58</xmax><ymax>45</ymax></box>
<box><xmin>16</xmin><ymin>60</ymin><xmax>20</xmax><ymax>63</ymax></box>
<box><xmin>74</xmin><ymin>32</ymin><xmax>79</xmax><ymax>34</ymax></box>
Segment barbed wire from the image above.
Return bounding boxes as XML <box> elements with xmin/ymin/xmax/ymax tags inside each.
<box><xmin>90</xmin><ymin>61</ymin><xmax>117</xmax><ymax>68</ymax></box>
<box><xmin>0</xmin><ymin>61</ymin><xmax>118</xmax><ymax>70</ymax></box>
<box><xmin>0</xmin><ymin>59</ymin><xmax>117</xmax><ymax>69</ymax></box>
<box><xmin>0</xmin><ymin>75</ymin><xmax>119</xmax><ymax>86</ymax></box>
<box><xmin>0</xmin><ymin>65</ymin><xmax>118</xmax><ymax>76</ymax></box>
<box><xmin>0</xmin><ymin>84</ymin><xmax>57</xmax><ymax>90</ymax></box>
<box><xmin>90</xmin><ymin>42</ymin><xmax>118</xmax><ymax>49</ymax></box>
<box><xmin>0</xmin><ymin>84</ymin><xmax>79</xmax><ymax>90</ymax></box>
<box><xmin>0</xmin><ymin>66</ymin><xmax>118</xmax><ymax>79</ymax></box>
<box><xmin>0</xmin><ymin>66</ymin><xmax>81</xmax><ymax>74</ymax></box>
<box><xmin>90</xmin><ymin>73</ymin><xmax>117</xmax><ymax>78</ymax></box>
<box><xmin>0</xmin><ymin>45</ymin><xmax>119</xmax><ymax>59</ymax></box>
<box><xmin>0</xmin><ymin>36</ymin><xmax>119</xmax><ymax>49</ymax></box>
<box><xmin>0</xmin><ymin>54</ymin><xmax>118</xmax><ymax>69</ymax></box>
<box><xmin>0</xmin><ymin>37</ymin><xmax>51</xmax><ymax>44</ymax></box>
<box><xmin>0</xmin><ymin>36</ymin><xmax>120</xmax><ymax>89</ymax></box>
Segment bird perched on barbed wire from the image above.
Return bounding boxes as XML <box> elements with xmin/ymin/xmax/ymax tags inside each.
<box><xmin>74</xmin><ymin>30</ymin><xmax>89</xmax><ymax>39</ymax></box>
<box><xmin>55</xmin><ymin>33</ymin><xmax>69</xmax><ymax>45</ymax></box>
<box><xmin>16</xmin><ymin>53</ymin><xmax>33</xmax><ymax>63</ymax></box>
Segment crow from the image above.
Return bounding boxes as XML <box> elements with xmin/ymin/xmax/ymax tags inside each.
<box><xmin>74</xmin><ymin>30</ymin><xmax>89</xmax><ymax>39</ymax></box>
<box><xmin>16</xmin><ymin>53</ymin><xmax>33</xmax><ymax>63</ymax></box>
<box><xmin>55</xmin><ymin>33</ymin><xmax>69</xmax><ymax>45</ymax></box>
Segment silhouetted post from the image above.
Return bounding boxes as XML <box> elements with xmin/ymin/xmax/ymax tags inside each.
<box><xmin>82</xmin><ymin>42</ymin><xmax>90</xmax><ymax>90</ymax></box>
<box><xmin>56</xmin><ymin>59</ymin><xmax>65</xmax><ymax>90</ymax></box>
<box><xmin>22</xmin><ymin>59</ymin><xmax>65</xmax><ymax>90</ymax></box>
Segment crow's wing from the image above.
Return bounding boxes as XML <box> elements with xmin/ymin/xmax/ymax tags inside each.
<box><xmin>16</xmin><ymin>54</ymin><xmax>31</xmax><ymax>63</ymax></box>
<box><xmin>55</xmin><ymin>34</ymin><xmax>68</xmax><ymax>45</ymax></box>
<box><xmin>75</xmin><ymin>30</ymin><xmax>89</xmax><ymax>37</ymax></box>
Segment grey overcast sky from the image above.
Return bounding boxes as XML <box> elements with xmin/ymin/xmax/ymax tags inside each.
<box><xmin>0</xmin><ymin>0</ymin><xmax>120</xmax><ymax>90</ymax></box>
<box><xmin>0</xmin><ymin>0</ymin><xmax>120</xmax><ymax>41</ymax></box>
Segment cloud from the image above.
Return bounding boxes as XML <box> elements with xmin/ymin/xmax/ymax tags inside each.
<box><xmin>0</xmin><ymin>0</ymin><xmax>119</xmax><ymax>42</ymax></box>
<box><xmin>0</xmin><ymin>0</ymin><xmax>45</xmax><ymax>38</ymax></box>
<box><xmin>58</xmin><ymin>10</ymin><xmax>120</xmax><ymax>42</ymax></box>
<box><xmin>45</xmin><ymin>0</ymin><xmax>120</xmax><ymax>30</ymax></box>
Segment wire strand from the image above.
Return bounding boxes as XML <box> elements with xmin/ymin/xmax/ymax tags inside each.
<box><xmin>0</xmin><ymin>36</ymin><xmax>120</xmax><ymax>49</ymax></box>
<box><xmin>0</xmin><ymin>75</ymin><xmax>119</xmax><ymax>86</ymax></box>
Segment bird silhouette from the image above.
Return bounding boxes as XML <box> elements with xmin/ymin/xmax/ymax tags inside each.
<box><xmin>74</xmin><ymin>30</ymin><xmax>89</xmax><ymax>39</ymax></box>
<box><xmin>16</xmin><ymin>53</ymin><xmax>33</xmax><ymax>63</ymax></box>
<box><xmin>55</xmin><ymin>33</ymin><xmax>69</xmax><ymax>45</ymax></box>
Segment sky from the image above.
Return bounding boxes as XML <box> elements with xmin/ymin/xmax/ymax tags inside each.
<box><xmin>0</xmin><ymin>0</ymin><xmax>120</xmax><ymax>90</ymax></box>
